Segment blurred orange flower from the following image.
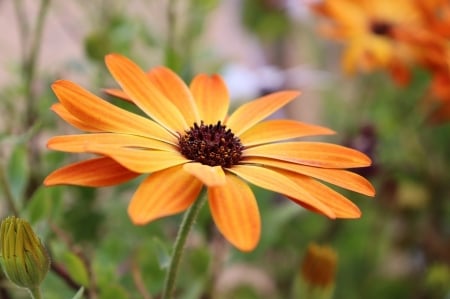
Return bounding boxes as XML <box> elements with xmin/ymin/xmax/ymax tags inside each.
<box><xmin>312</xmin><ymin>0</ymin><xmax>450</xmax><ymax>123</ymax></box>
<box><xmin>311</xmin><ymin>0</ymin><xmax>423</xmax><ymax>82</ymax></box>
<box><xmin>392</xmin><ymin>0</ymin><xmax>450</xmax><ymax>122</ymax></box>
<box><xmin>45</xmin><ymin>54</ymin><xmax>375</xmax><ymax>251</ymax></box>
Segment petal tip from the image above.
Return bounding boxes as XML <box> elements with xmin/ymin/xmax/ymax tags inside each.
<box><xmin>235</xmin><ymin>242</ymin><xmax>258</xmax><ymax>252</ymax></box>
<box><xmin>43</xmin><ymin>174</ymin><xmax>61</xmax><ymax>186</ymax></box>
<box><xmin>127</xmin><ymin>209</ymin><xmax>150</xmax><ymax>226</ymax></box>
<box><xmin>42</xmin><ymin>177</ymin><xmax>51</xmax><ymax>186</ymax></box>
<box><xmin>105</xmin><ymin>53</ymin><xmax>128</xmax><ymax>67</ymax></box>
<box><xmin>51</xmin><ymin>79</ymin><xmax>71</xmax><ymax>89</ymax></box>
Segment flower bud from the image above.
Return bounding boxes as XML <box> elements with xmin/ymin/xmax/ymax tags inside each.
<box><xmin>301</xmin><ymin>243</ymin><xmax>338</xmax><ymax>289</ymax></box>
<box><xmin>0</xmin><ymin>216</ymin><xmax>50</xmax><ymax>289</ymax></box>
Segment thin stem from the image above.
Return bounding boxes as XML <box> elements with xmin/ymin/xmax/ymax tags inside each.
<box><xmin>161</xmin><ymin>194</ymin><xmax>207</xmax><ymax>299</ymax></box>
<box><xmin>23</xmin><ymin>0</ymin><xmax>51</xmax><ymax>127</ymax></box>
<box><xmin>13</xmin><ymin>0</ymin><xmax>30</xmax><ymax>61</ymax></box>
<box><xmin>167</xmin><ymin>0</ymin><xmax>176</xmax><ymax>49</ymax></box>
<box><xmin>0</xmin><ymin>162</ymin><xmax>19</xmax><ymax>216</ymax></box>
<box><xmin>165</xmin><ymin>0</ymin><xmax>177</xmax><ymax>69</ymax></box>
<box><xmin>28</xmin><ymin>287</ymin><xmax>42</xmax><ymax>299</ymax></box>
<box><xmin>50</xmin><ymin>262</ymin><xmax>82</xmax><ymax>292</ymax></box>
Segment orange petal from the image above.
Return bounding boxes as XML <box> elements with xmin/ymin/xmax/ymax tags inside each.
<box><xmin>128</xmin><ymin>166</ymin><xmax>203</xmax><ymax>224</ymax></box>
<box><xmin>84</xmin><ymin>144</ymin><xmax>188</xmax><ymax>173</ymax></box>
<box><xmin>239</xmin><ymin>119</ymin><xmax>335</xmax><ymax>146</ymax></box>
<box><xmin>51</xmin><ymin>103</ymin><xmax>99</xmax><ymax>132</ymax></box>
<box><xmin>226</xmin><ymin>91</ymin><xmax>300</xmax><ymax>136</ymax></box>
<box><xmin>105</xmin><ymin>54</ymin><xmax>188</xmax><ymax>133</ymax></box>
<box><xmin>103</xmin><ymin>88</ymin><xmax>133</xmax><ymax>102</ymax></box>
<box><xmin>243</xmin><ymin>142</ymin><xmax>372</xmax><ymax>168</ymax></box>
<box><xmin>44</xmin><ymin>157</ymin><xmax>139</xmax><ymax>187</ymax></box>
<box><xmin>190</xmin><ymin>74</ymin><xmax>229</xmax><ymax>124</ymax></box>
<box><xmin>47</xmin><ymin>133</ymin><xmax>177</xmax><ymax>153</ymax></box>
<box><xmin>228</xmin><ymin>165</ymin><xmax>335</xmax><ymax>218</ymax></box>
<box><xmin>147</xmin><ymin>67</ymin><xmax>199</xmax><ymax>125</ymax></box>
<box><xmin>243</xmin><ymin>157</ymin><xmax>375</xmax><ymax>196</ymax></box>
<box><xmin>183</xmin><ymin>163</ymin><xmax>226</xmax><ymax>186</ymax></box>
<box><xmin>52</xmin><ymin>80</ymin><xmax>177</xmax><ymax>144</ymax></box>
<box><xmin>208</xmin><ymin>174</ymin><xmax>260</xmax><ymax>251</ymax></box>
<box><xmin>282</xmin><ymin>171</ymin><xmax>361</xmax><ymax>218</ymax></box>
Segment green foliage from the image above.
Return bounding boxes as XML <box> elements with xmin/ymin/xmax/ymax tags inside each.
<box><xmin>242</xmin><ymin>0</ymin><xmax>291</xmax><ymax>41</ymax></box>
<box><xmin>60</xmin><ymin>188</ymin><xmax>105</xmax><ymax>243</ymax></box>
<box><xmin>152</xmin><ymin>237</ymin><xmax>171</xmax><ymax>270</ymax></box>
<box><xmin>25</xmin><ymin>186</ymin><xmax>62</xmax><ymax>224</ymax></box>
<box><xmin>71</xmin><ymin>287</ymin><xmax>85</xmax><ymax>299</ymax></box>
<box><xmin>84</xmin><ymin>15</ymin><xmax>138</xmax><ymax>62</ymax></box>
<box><xmin>1</xmin><ymin>0</ymin><xmax>449</xmax><ymax>298</ymax></box>
<box><xmin>60</xmin><ymin>252</ymin><xmax>90</xmax><ymax>287</ymax></box>
<box><xmin>99</xmin><ymin>284</ymin><xmax>129</xmax><ymax>299</ymax></box>
<box><xmin>6</xmin><ymin>144</ymin><xmax>30</xmax><ymax>201</ymax></box>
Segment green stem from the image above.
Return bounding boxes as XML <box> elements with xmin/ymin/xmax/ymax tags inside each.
<box><xmin>28</xmin><ymin>287</ymin><xmax>42</xmax><ymax>299</ymax></box>
<box><xmin>161</xmin><ymin>193</ymin><xmax>207</xmax><ymax>299</ymax></box>
<box><xmin>24</xmin><ymin>0</ymin><xmax>51</xmax><ymax>127</ymax></box>
<box><xmin>0</xmin><ymin>162</ymin><xmax>19</xmax><ymax>216</ymax></box>
<box><xmin>165</xmin><ymin>0</ymin><xmax>178</xmax><ymax>70</ymax></box>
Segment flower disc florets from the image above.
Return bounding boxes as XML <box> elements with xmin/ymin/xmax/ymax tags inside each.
<box><xmin>179</xmin><ymin>121</ymin><xmax>244</xmax><ymax>168</ymax></box>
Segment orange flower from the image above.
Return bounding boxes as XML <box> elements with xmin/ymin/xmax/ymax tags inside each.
<box><xmin>44</xmin><ymin>54</ymin><xmax>375</xmax><ymax>251</ymax></box>
<box><xmin>312</xmin><ymin>0</ymin><xmax>422</xmax><ymax>81</ymax></box>
<box><xmin>391</xmin><ymin>0</ymin><xmax>450</xmax><ymax>123</ymax></box>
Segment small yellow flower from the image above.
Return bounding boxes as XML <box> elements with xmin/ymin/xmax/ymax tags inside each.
<box><xmin>45</xmin><ymin>54</ymin><xmax>375</xmax><ymax>251</ymax></box>
<box><xmin>0</xmin><ymin>216</ymin><xmax>50</xmax><ymax>289</ymax></box>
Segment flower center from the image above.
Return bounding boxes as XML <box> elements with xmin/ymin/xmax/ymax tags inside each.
<box><xmin>178</xmin><ymin>121</ymin><xmax>244</xmax><ymax>168</ymax></box>
<box><xmin>370</xmin><ymin>20</ymin><xmax>392</xmax><ymax>36</ymax></box>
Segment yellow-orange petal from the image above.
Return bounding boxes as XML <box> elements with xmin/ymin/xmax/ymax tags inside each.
<box><xmin>226</xmin><ymin>91</ymin><xmax>300</xmax><ymax>136</ymax></box>
<box><xmin>281</xmin><ymin>170</ymin><xmax>361</xmax><ymax>218</ymax></box>
<box><xmin>84</xmin><ymin>144</ymin><xmax>188</xmax><ymax>173</ymax></box>
<box><xmin>44</xmin><ymin>157</ymin><xmax>139</xmax><ymax>187</ymax></box>
<box><xmin>239</xmin><ymin>119</ymin><xmax>335</xmax><ymax>146</ymax></box>
<box><xmin>52</xmin><ymin>80</ymin><xmax>177</xmax><ymax>144</ymax></box>
<box><xmin>312</xmin><ymin>0</ymin><xmax>366</xmax><ymax>30</ymax></box>
<box><xmin>128</xmin><ymin>166</ymin><xmax>203</xmax><ymax>224</ymax></box>
<box><xmin>183</xmin><ymin>163</ymin><xmax>226</xmax><ymax>186</ymax></box>
<box><xmin>148</xmin><ymin>66</ymin><xmax>199</xmax><ymax>125</ymax></box>
<box><xmin>189</xmin><ymin>74</ymin><xmax>229</xmax><ymax>124</ymax></box>
<box><xmin>103</xmin><ymin>88</ymin><xmax>133</xmax><ymax>102</ymax></box>
<box><xmin>243</xmin><ymin>157</ymin><xmax>375</xmax><ymax>196</ymax></box>
<box><xmin>51</xmin><ymin>103</ymin><xmax>99</xmax><ymax>132</ymax></box>
<box><xmin>243</xmin><ymin>142</ymin><xmax>371</xmax><ymax>168</ymax></box>
<box><xmin>208</xmin><ymin>174</ymin><xmax>261</xmax><ymax>252</ymax></box>
<box><xmin>228</xmin><ymin>165</ymin><xmax>335</xmax><ymax>218</ymax></box>
<box><xmin>105</xmin><ymin>54</ymin><xmax>188</xmax><ymax>133</ymax></box>
<box><xmin>47</xmin><ymin>133</ymin><xmax>178</xmax><ymax>153</ymax></box>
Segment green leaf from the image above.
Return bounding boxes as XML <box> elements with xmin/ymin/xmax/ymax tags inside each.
<box><xmin>61</xmin><ymin>252</ymin><xmax>90</xmax><ymax>287</ymax></box>
<box><xmin>99</xmin><ymin>284</ymin><xmax>129</xmax><ymax>299</ymax></box>
<box><xmin>71</xmin><ymin>287</ymin><xmax>85</xmax><ymax>299</ymax></box>
<box><xmin>152</xmin><ymin>237</ymin><xmax>171</xmax><ymax>270</ymax></box>
<box><xmin>25</xmin><ymin>186</ymin><xmax>62</xmax><ymax>224</ymax></box>
<box><xmin>6</xmin><ymin>143</ymin><xmax>29</xmax><ymax>201</ymax></box>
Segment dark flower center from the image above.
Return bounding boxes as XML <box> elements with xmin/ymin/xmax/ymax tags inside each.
<box><xmin>370</xmin><ymin>20</ymin><xmax>392</xmax><ymax>36</ymax></box>
<box><xmin>178</xmin><ymin>121</ymin><xmax>244</xmax><ymax>168</ymax></box>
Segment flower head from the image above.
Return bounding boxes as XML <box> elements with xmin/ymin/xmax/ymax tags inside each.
<box><xmin>0</xmin><ymin>216</ymin><xmax>50</xmax><ymax>289</ymax></box>
<box><xmin>311</xmin><ymin>0</ymin><xmax>423</xmax><ymax>80</ymax></box>
<box><xmin>44</xmin><ymin>54</ymin><xmax>375</xmax><ymax>251</ymax></box>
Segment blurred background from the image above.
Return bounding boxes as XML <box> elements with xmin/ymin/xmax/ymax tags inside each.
<box><xmin>0</xmin><ymin>0</ymin><xmax>449</xmax><ymax>298</ymax></box>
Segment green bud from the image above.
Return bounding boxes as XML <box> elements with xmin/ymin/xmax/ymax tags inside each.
<box><xmin>0</xmin><ymin>216</ymin><xmax>50</xmax><ymax>289</ymax></box>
